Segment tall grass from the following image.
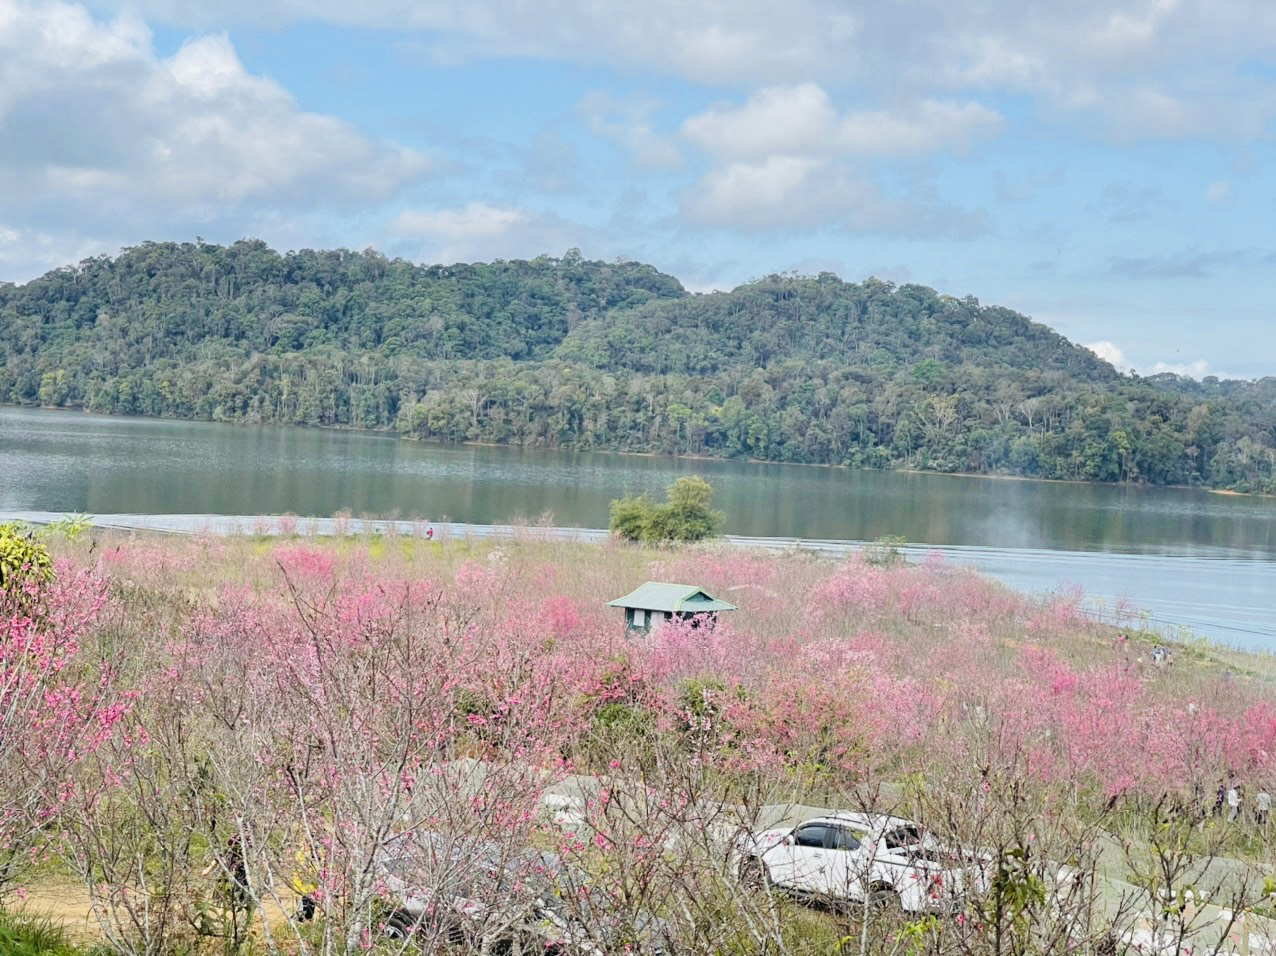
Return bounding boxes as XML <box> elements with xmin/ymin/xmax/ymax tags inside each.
<box><xmin>0</xmin><ymin>907</ymin><xmax>84</xmax><ymax>955</ymax></box>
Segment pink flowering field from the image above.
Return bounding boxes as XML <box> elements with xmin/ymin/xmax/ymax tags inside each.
<box><xmin>5</xmin><ymin>529</ymin><xmax>1275</xmax><ymax>955</ymax></box>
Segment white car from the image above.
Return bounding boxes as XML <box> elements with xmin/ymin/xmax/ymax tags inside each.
<box><xmin>737</xmin><ymin>812</ymin><xmax>986</xmax><ymax>914</ymax></box>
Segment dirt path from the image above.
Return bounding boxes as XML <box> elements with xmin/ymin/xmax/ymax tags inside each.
<box><xmin>20</xmin><ymin>881</ymin><xmax>98</xmax><ymax>941</ymax></box>
<box><xmin>22</xmin><ymin>880</ymin><xmax>302</xmax><ymax>949</ymax></box>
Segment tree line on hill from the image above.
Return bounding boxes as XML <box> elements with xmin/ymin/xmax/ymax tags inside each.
<box><xmin>1</xmin><ymin>239</ymin><xmax>1273</xmax><ymax>493</ymax></box>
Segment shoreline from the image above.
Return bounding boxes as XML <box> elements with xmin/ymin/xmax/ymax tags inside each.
<box><xmin>8</xmin><ymin>509</ymin><xmax>1275</xmax><ymax>653</ymax></box>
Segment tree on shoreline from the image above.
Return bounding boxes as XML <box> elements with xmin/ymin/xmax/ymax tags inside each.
<box><xmin>609</xmin><ymin>475</ymin><xmax>724</xmax><ymax>544</ymax></box>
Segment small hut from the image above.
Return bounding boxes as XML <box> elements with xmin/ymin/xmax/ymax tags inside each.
<box><xmin>607</xmin><ymin>581</ymin><xmax>737</xmax><ymax>635</ymax></box>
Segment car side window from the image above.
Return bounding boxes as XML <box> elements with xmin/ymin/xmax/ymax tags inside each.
<box><xmin>832</xmin><ymin>828</ymin><xmax>862</xmax><ymax>851</ymax></box>
<box><xmin>884</xmin><ymin>826</ymin><xmax>924</xmax><ymax>850</ymax></box>
<box><xmin>794</xmin><ymin>824</ymin><xmax>829</xmax><ymax>848</ymax></box>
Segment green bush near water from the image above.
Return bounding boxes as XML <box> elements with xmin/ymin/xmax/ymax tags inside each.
<box><xmin>609</xmin><ymin>475</ymin><xmax>724</xmax><ymax>544</ymax></box>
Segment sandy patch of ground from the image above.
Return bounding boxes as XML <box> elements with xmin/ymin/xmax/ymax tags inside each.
<box><xmin>21</xmin><ymin>880</ymin><xmax>302</xmax><ymax>948</ymax></box>
<box><xmin>19</xmin><ymin>881</ymin><xmax>97</xmax><ymax>941</ymax></box>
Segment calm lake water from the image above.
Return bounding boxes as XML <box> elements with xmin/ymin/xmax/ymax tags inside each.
<box><xmin>2</xmin><ymin>406</ymin><xmax>1273</xmax><ymax>649</ymax></box>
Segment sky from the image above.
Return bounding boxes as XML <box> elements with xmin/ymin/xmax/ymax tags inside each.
<box><xmin>2</xmin><ymin>0</ymin><xmax>1275</xmax><ymax>379</ymax></box>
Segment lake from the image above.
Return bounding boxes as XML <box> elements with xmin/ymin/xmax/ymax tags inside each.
<box><xmin>2</xmin><ymin>406</ymin><xmax>1273</xmax><ymax>649</ymax></box>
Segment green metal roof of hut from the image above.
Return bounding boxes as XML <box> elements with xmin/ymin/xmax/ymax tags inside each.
<box><xmin>607</xmin><ymin>582</ymin><xmax>737</xmax><ymax>614</ymax></box>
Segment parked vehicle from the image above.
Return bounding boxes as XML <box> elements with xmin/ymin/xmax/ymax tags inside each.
<box><xmin>374</xmin><ymin>831</ymin><xmax>669</xmax><ymax>954</ymax></box>
<box><xmin>737</xmin><ymin>811</ymin><xmax>988</xmax><ymax>914</ymax></box>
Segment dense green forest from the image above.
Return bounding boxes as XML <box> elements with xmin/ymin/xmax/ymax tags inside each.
<box><xmin>2</xmin><ymin>239</ymin><xmax>1274</xmax><ymax>492</ymax></box>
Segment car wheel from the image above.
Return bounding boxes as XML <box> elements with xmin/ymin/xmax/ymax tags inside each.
<box><xmin>381</xmin><ymin>912</ymin><xmax>414</xmax><ymax>940</ymax></box>
<box><xmin>739</xmin><ymin>856</ymin><xmax>771</xmax><ymax>890</ymax></box>
<box><xmin>444</xmin><ymin>922</ymin><xmax>468</xmax><ymax>946</ymax></box>
<box><xmin>869</xmin><ymin>887</ymin><xmax>902</xmax><ymax>914</ymax></box>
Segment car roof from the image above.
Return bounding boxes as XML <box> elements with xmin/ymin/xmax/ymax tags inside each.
<box><xmin>797</xmin><ymin>812</ymin><xmax>917</xmax><ymax>833</ymax></box>
<box><xmin>379</xmin><ymin>830</ymin><xmax>503</xmax><ymax>866</ymax></box>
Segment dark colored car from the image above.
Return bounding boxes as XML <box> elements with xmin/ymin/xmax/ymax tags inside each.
<box><xmin>374</xmin><ymin>831</ymin><xmax>670</xmax><ymax>954</ymax></box>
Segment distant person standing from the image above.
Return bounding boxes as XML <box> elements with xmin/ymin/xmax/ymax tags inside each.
<box><xmin>1255</xmin><ymin>789</ymin><xmax>1271</xmax><ymax>827</ymax></box>
<box><xmin>290</xmin><ymin>846</ymin><xmax>319</xmax><ymax>923</ymax></box>
<box><xmin>1227</xmin><ymin>784</ymin><xmax>1242</xmax><ymax>823</ymax></box>
<box><xmin>426</xmin><ymin>526</ymin><xmax>434</xmax><ymax>540</ymax></box>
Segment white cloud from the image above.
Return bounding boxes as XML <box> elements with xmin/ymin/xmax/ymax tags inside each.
<box><xmin>576</xmin><ymin>92</ymin><xmax>682</xmax><ymax>170</ymax></box>
<box><xmin>1088</xmin><ymin>0</ymin><xmax>1179</xmax><ymax>57</ymax></box>
<box><xmin>676</xmin><ymin>84</ymin><xmax>997</xmax><ymax>236</ymax></box>
<box><xmin>388</xmin><ymin>202</ymin><xmax>588</xmax><ymax>264</ymax></box>
<box><xmin>129</xmin><ymin>0</ymin><xmax>863</xmax><ymax>86</ymax></box>
<box><xmin>839</xmin><ymin>100</ymin><xmax>1005</xmax><ymax>155</ymax></box>
<box><xmin>1084</xmin><ymin>340</ymin><xmax>1131</xmax><ymax>370</ymax></box>
<box><xmin>1120</xmin><ymin>86</ymin><xmax>1195</xmax><ymax>138</ymax></box>
<box><xmin>1143</xmin><ymin>357</ymin><xmax>1251</xmax><ymax>380</ymax></box>
<box><xmin>682</xmin><ymin>84</ymin><xmax>838</xmax><ymax>159</ymax></box>
<box><xmin>682</xmin><ymin>84</ymin><xmax>1003</xmax><ymax>160</ymax></box>
<box><xmin>680</xmin><ymin>156</ymin><xmax>987</xmax><ymax>238</ymax></box>
<box><xmin>685</xmin><ymin>156</ymin><xmax>828</xmax><ymax>225</ymax></box>
<box><xmin>0</xmin><ymin>0</ymin><xmax>429</xmax><ymax>279</ymax></box>
<box><xmin>1147</xmin><ymin>358</ymin><xmax>1214</xmax><ymax>378</ymax></box>
<box><xmin>0</xmin><ymin>223</ymin><xmax>103</xmax><ymax>277</ymax></box>
<box><xmin>110</xmin><ymin>0</ymin><xmax>1276</xmax><ymax>141</ymax></box>
<box><xmin>1083</xmin><ymin>343</ymin><xmax>1245</xmax><ymax>381</ymax></box>
<box><xmin>392</xmin><ymin>203</ymin><xmax>528</xmax><ymax>241</ymax></box>
<box><xmin>679</xmin><ymin>279</ymin><xmax>732</xmax><ymax>294</ymax></box>
<box><xmin>1206</xmin><ymin>180</ymin><xmax>1232</xmax><ymax>202</ymax></box>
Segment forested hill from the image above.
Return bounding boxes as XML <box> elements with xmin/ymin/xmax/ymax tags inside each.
<box><xmin>2</xmin><ymin>239</ymin><xmax>1274</xmax><ymax>492</ymax></box>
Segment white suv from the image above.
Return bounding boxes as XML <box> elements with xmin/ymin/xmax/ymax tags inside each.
<box><xmin>738</xmin><ymin>812</ymin><xmax>986</xmax><ymax>914</ymax></box>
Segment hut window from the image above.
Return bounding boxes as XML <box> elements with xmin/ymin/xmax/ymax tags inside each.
<box><xmin>633</xmin><ymin>609</ymin><xmax>646</xmax><ymax>627</ymax></box>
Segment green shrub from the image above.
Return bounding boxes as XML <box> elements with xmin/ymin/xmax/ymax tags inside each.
<box><xmin>592</xmin><ymin>701</ymin><xmax>651</xmax><ymax>732</ymax></box>
<box><xmin>863</xmin><ymin>534</ymin><xmax>907</xmax><ymax>567</ymax></box>
<box><xmin>0</xmin><ymin>523</ymin><xmax>55</xmax><ymax>593</ymax></box>
<box><xmin>608</xmin><ymin>476</ymin><xmax>724</xmax><ymax>544</ymax></box>
<box><xmin>607</xmin><ymin>495</ymin><xmax>653</xmax><ymax>543</ymax></box>
<box><xmin>42</xmin><ymin>514</ymin><xmax>93</xmax><ymax>543</ymax></box>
